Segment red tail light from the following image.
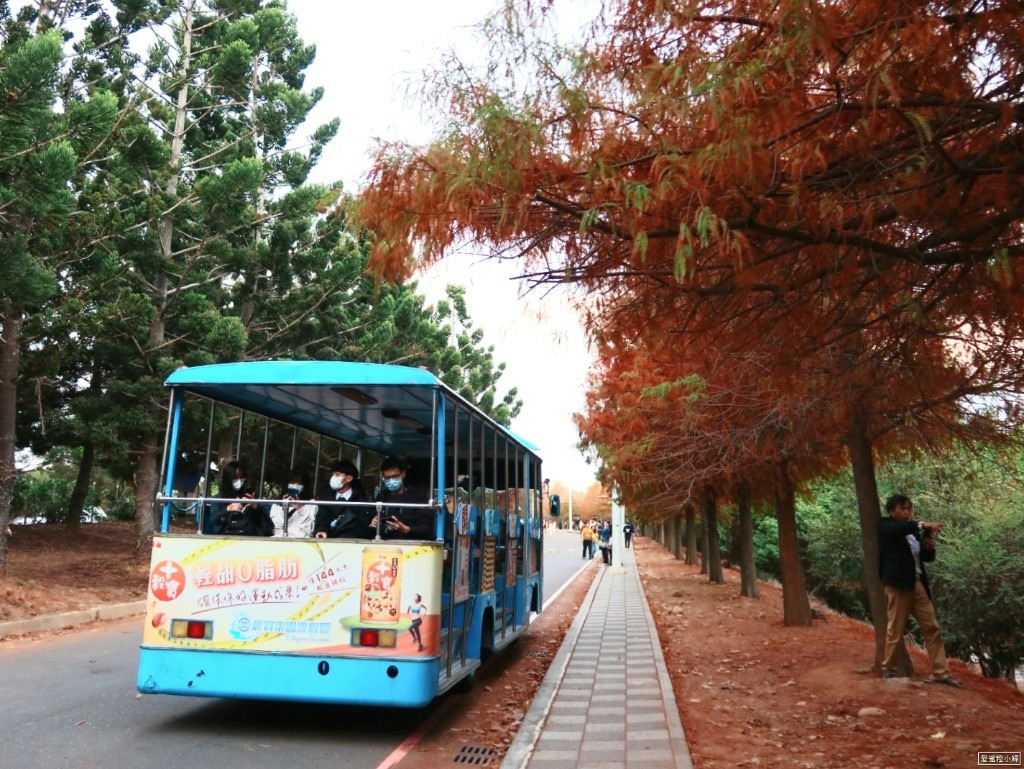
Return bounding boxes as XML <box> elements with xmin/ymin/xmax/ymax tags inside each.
<box><xmin>360</xmin><ymin>629</ymin><xmax>380</xmax><ymax>646</ymax></box>
<box><xmin>350</xmin><ymin>628</ymin><xmax>397</xmax><ymax>648</ymax></box>
<box><xmin>171</xmin><ymin>619</ymin><xmax>213</xmax><ymax>640</ymax></box>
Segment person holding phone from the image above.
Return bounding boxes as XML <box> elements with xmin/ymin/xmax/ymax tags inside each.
<box><xmin>270</xmin><ymin>468</ymin><xmax>317</xmax><ymax>538</ymax></box>
<box><xmin>369</xmin><ymin>457</ymin><xmax>433</xmax><ymax>540</ymax></box>
<box><xmin>211</xmin><ymin>461</ymin><xmax>273</xmax><ymax>536</ymax></box>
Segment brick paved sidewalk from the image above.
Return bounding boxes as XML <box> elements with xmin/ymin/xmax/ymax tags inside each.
<box><xmin>502</xmin><ymin>545</ymin><xmax>693</xmax><ymax>769</ymax></box>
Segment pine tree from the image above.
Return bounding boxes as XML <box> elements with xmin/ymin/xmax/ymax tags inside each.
<box><xmin>0</xmin><ymin>11</ymin><xmax>118</xmax><ymax>570</ymax></box>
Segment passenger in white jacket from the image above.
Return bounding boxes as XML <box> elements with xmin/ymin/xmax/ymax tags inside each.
<box><xmin>269</xmin><ymin>468</ymin><xmax>318</xmax><ymax>538</ymax></box>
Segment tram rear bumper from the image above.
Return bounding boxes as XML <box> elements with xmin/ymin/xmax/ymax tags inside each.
<box><xmin>137</xmin><ymin>647</ymin><xmax>441</xmax><ymax>707</ymax></box>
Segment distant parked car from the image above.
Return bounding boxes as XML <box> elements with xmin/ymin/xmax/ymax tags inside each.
<box><xmin>9</xmin><ymin>508</ymin><xmax>108</xmax><ymax>525</ymax></box>
<box><xmin>82</xmin><ymin>507</ymin><xmax>108</xmax><ymax>523</ymax></box>
<box><xmin>11</xmin><ymin>515</ymin><xmax>47</xmax><ymax>525</ymax></box>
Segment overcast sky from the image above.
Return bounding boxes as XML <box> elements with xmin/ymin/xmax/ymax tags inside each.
<box><xmin>288</xmin><ymin>1</ymin><xmax>601</xmax><ymax>490</ymax></box>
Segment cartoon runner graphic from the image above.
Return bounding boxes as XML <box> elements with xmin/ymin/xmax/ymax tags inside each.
<box><xmin>406</xmin><ymin>594</ymin><xmax>426</xmax><ymax>651</ymax></box>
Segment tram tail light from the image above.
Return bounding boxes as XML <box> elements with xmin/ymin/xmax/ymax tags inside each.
<box><xmin>350</xmin><ymin>628</ymin><xmax>397</xmax><ymax>648</ymax></box>
<box><xmin>171</xmin><ymin>619</ymin><xmax>213</xmax><ymax>640</ymax></box>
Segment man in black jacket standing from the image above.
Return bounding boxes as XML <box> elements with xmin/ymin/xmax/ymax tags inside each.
<box><xmin>878</xmin><ymin>493</ymin><xmax>962</xmax><ymax>687</ymax></box>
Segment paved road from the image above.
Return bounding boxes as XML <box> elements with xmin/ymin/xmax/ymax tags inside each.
<box><xmin>0</xmin><ymin>528</ymin><xmax>585</xmax><ymax>769</ymax></box>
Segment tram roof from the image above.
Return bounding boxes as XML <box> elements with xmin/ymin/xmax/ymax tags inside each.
<box><xmin>165</xmin><ymin>361</ymin><xmax>540</xmax><ymax>459</ymax></box>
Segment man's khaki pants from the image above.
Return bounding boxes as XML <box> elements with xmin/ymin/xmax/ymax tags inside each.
<box><xmin>883</xmin><ymin>579</ymin><xmax>949</xmax><ymax>679</ymax></box>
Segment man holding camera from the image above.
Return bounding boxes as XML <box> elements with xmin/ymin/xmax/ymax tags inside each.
<box><xmin>878</xmin><ymin>493</ymin><xmax>962</xmax><ymax>687</ymax></box>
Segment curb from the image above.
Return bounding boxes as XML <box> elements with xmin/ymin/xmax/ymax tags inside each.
<box><xmin>0</xmin><ymin>601</ymin><xmax>146</xmax><ymax>639</ymax></box>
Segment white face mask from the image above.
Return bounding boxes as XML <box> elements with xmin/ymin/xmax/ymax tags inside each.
<box><xmin>329</xmin><ymin>474</ymin><xmax>347</xmax><ymax>491</ymax></box>
<box><xmin>232</xmin><ymin>478</ymin><xmax>245</xmax><ymax>491</ymax></box>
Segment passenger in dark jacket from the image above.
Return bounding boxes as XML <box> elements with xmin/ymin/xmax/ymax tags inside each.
<box><xmin>314</xmin><ymin>460</ymin><xmax>370</xmax><ymax>538</ymax></box>
<box><xmin>369</xmin><ymin>457</ymin><xmax>434</xmax><ymax>540</ymax></box>
<box><xmin>877</xmin><ymin>493</ymin><xmax>960</xmax><ymax>687</ymax></box>
<box><xmin>210</xmin><ymin>461</ymin><xmax>273</xmax><ymax>537</ymax></box>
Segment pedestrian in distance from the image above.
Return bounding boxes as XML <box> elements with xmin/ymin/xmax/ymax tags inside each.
<box><xmin>623</xmin><ymin>520</ymin><xmax>635</xmax><ymax>549</ymax></box>
<box><xmin>581</xmin><ymin>523</ymin><xmax>596</xmax><ymax>559</ymax></box>
<box><xmin>599</xmin><ymin>520</ymin><xmax>612</xmax><ymax>564</ymax></box>
<box><xmin>878</xmin><ymin>493</ymin><xmax>962</xmax><ymax>687</ymax></box>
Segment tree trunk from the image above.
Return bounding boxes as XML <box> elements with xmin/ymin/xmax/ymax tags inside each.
<box><xmin>66</xmin><ymin>367</ymin><xmax>105</xmax><ymax>532</ymax></box>
<box><xmin>702</xmin><ymin>484</ymin><xmax>724</xmax><ymax>583</ymax></box>
<box><xmin>134</xmin><ymin>441</ymin><xmax>160</xmax><ymax>559</ymax></box>
<box><xmin>668</xmin><ymin>510</ymin><xmax>682</xmax><ymax>560</ymax></box>
<box><xmin>729</xmin><ymin>504</ymin><xmax>742</xmax><ymax>568</ymax></box>
<box><xmin>847</xmin><ymin>417</ymin><xmax>909</xmax><ymax>673</ymax></box>
<box><xmin>736</xmin><ymin>479</ymin><xmax>760</xmax><ymax>599</ymax></box>
<box><xmin>698</xmin><ymin>512</ymin><xmax>708</xmax><ymax>575</ymax></box>
<box><xmin>0</xmin><ymin>301</ymin><xmax>23</xmax><ymax>573</ymax></box>
<box><xmin>217</xmin><ymin>433</ymin><xmax>238</xmax><ymax>479</ymax></box>
<box><xmin>775</xmin><ymin>459</ymin><xmax>812</xmax><ymax>626</ymax></box>
<box><xmin>684</xmin><ymin>504</ymin><xmax>697</xmax><ymax>565</ymax></box>
<box><xmin>133</xmin><ymin>0</ymin><xmax>195</xmax><ymax>563</ymax></box>
<box><xmin>65</xmin><ymin>441</ymin><xmax>95</xmax><ymax>533</ymax></box>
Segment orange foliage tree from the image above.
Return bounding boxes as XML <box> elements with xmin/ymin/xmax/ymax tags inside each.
<box><xmin>355</xmin><ymin>0</ymin><xmax>1024</xmax><ymax>644</ymax></box>
<box><xmin>575</xmin><ymin>256</ymin><xmax>1022</xmax><ymax>635</ymax></box>
<box><xmin>547</xmin><ymin>479</ymin><xmax>610</xmax><ymax>523</ymax></box>
<box><xmin>574</xmin><ymin>319</ymin><xmax>848</xmax><ymax>625</ymax></box>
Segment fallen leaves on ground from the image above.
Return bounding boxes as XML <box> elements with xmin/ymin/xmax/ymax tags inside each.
<box><xmin>636</xmin><ymin>538</ymin><xmax>1024</xmax><ymax>769</ymax></box>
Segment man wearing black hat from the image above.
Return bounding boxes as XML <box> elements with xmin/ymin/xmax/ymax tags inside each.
<box><xmin>314</xmin><ymin>459</ymin><xmax>369</xmax><ymax>538</ymax></box>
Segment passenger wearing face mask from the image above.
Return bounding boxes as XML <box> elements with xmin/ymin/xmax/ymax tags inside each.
<box><xmin>369</xmin><ymin>457</ymin><xmax>433</xmax><ymax>540</ymax></box>
<box><xmin>203</xmin><ymin>460</ymin><xmax>247</xmax><ymax>533</ymax></box>
<box><xmin>210</xmin><ymin>460</ymin><xmax>274</xmax><ymax>536</ymax></box>
<box><xmin>314</xmin><ymin>460</ymin><xmax>369</xmax><ymax>538</ymax></box>
<box><xmin>269</xmin><ymin>468</ymin><xmax>318</xmax><ymax>538</ymax></box>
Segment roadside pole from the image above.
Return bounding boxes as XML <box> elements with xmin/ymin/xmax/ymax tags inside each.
<box><xmin>611</xmin><ymin>493</ymin><xmax>625</xmax><ymax>570</ymax></box>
